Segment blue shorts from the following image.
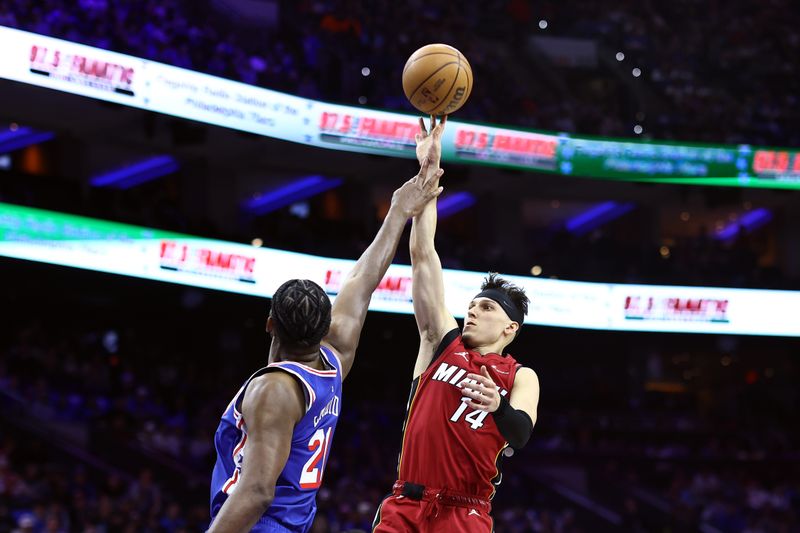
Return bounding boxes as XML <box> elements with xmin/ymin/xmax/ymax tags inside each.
<box><xmin>251</xmin><ymin>515</ymin><xmax>308</xmax><ymax>533</ymax></box>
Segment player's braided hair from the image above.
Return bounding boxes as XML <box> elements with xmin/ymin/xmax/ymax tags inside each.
<box><xmin>271</xmin><ymin>279</ymin><xmax>332</xmax><ymax>349</ymax></box>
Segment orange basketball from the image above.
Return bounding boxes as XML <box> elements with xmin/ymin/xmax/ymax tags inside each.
<box><xmin>402</xmin><ymin>44</ymin><xmax>472</xmax><ymax>116</ymax></box>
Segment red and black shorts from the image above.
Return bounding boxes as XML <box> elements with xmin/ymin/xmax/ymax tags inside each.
<box><xmin>372</xmin><ymin>481</ymin><xmax>493</xmax><ymax>533</ymax></box>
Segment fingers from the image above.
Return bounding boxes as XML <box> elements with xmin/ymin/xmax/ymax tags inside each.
<box><xmin>418</xmin><ymin>156</ymin><xmax>430</xmax><ymax>176</ymax></box>
<box><xmin>434</xmin><ymin>114</ymin><xmax>447</xmax><ymax>137</ymax></box>
<box><xmin>459</xmin><ymin>374</ymin><xmax>497</xmax><ymax>398</ymax></box>
<box><xmin>460</xmin><ymin>386</ymin><xmax>485</xmax><ymax>402</ymax></box>
<box><xmin>465</xmin><ymin>401</ymin><xmax>490</xmax><ymax>411</ymax></box>
<box><xmin>419</xmin><ymin>167</ymin><xmax>444</xmax><ymax>189</ymax></box>
<box><xmin>458</xmin><ymin>370</ymin><xmax>500</xmax><ymax>411</ymax></box>
<box><xmin>456</xmin><ymin>366</ymin><xmax>501</xmax><ymax>412</ymax></box>
<box><xmin>460</xmin><ymin>380</ymin><xmax>494</xmax><ymax>398</ymax></box>
<box><xmin>459</xmin><ymin>384</ymin><xmax>496</xmax><ymax>412</ymax></box>
<box><xmin>466</xmin><ymin>370</ymin><xmax>495</xmax><ymax>389</ymax></box>
<box><xmin>459</xmin><ymin>385</ymin><xmax>485</xmax><ymax>401</ymax></box>
<box><xmin>463</xmin><ymin>400</ymin><xmax>491</xmax><ymax>412</ymax></box>
<box><xmin>417</xmin><ymin>114</ymin><xmax>446</xmax><ymax>143</ymax></box>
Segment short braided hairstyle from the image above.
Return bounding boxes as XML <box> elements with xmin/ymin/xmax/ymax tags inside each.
<box><xmin>270</xmin><ymin>279</ymin><xmax>332</xmax><ymax>349</ymax></box>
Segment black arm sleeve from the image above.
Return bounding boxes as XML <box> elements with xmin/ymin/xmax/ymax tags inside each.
<box><xmin>492</xmin><ymin>396</ymin><xmax>533</xmax><ymax>449</ymax></box>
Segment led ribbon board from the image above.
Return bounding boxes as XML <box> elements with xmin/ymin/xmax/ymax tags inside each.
<box><xmin>0</xmin><ymin>202</ymin><xmax>797</xmax><ymax>336</ymax></box>
<box><xmin>1</xmin><ymin>26</ymin><xmax>799</xmax><ymax>189</ymax></box>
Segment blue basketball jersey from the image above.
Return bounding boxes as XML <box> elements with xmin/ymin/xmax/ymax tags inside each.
<box><xmin>210</xmin><ymin>346</ymin><xmax>343</xmax><ymax>532</ymax></box>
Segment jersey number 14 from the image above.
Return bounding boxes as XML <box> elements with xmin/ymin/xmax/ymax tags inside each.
<box><xmin>450</xmin><ymin>389</ymin><xmax>509</xmax><ymax>430</ymax></box>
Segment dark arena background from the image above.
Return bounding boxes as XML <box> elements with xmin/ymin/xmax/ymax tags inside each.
<box><xmin>1</xmin><ymin>1</ymin><xmax>799</xmax><ymax>532</ymax></box>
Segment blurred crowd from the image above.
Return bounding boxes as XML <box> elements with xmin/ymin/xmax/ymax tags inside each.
<box><xmin>235</xmin><ymin>195</ymin><xmax>795</xmax><ymax>289</ymax></box>
<box><xmin>0</xmin><ymin>0</ymin><xmax>798</xmax><ymax>146</ymax></box>
<box><xmin>0</xmin><ymin>312</ymin><xmax>585</xmax><ymax>532</ymax></box>
<box><xmin>512</xmin><ymin>221</ymin><xmax>784</xmax><ymax>288</ymax></box>
<box><xmin>548</xmin><ymin>0</ymin><xmax>800</xmax><ymax>146</ymax></box>
<box><xmin>0</xmin><ymin>441</ymin><xmax>207</xmax><ymax>533</ymax></box>
<box><xmin>1</xmin><ymin>298</ymin><xmax>798</xmax><ymax>531</ymax></box>
<box><xmin>665</xmin><ymin>468</ymin><xmax>799</xmax><ymax>532</ymax></box>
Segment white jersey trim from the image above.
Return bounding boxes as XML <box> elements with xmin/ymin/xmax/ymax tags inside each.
<box><xmin>267</xmin><ymin>362</ymin><xmax>316</xmax><ymax>413</ymax></box>
<box><xmin>319</xmin><ymin>346</ymin><xmax>342</xmax><ymax>374</ymax></box>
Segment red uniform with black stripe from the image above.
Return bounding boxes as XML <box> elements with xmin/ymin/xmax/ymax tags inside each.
<box><xmin>374</xmin><ymin>330</ymin><xmax>520</xmax><ymax>532</ymax></box>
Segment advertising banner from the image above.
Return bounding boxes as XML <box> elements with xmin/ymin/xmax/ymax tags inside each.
<box><xmin>2</xmin><ymin>26</ymin><xmax>800</xmax><ymax>188</ymax></box>
<box><xmin>0</xmin><ymin>26</ymin><xmax>147</xmax><ymax>107</ymax></box>
<box><xmin>1</xmin><ymin>202</ymin><xmax>798</xmax><ymax>336</ymax></box>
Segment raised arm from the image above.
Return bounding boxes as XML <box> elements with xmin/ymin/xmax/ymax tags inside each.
<box><xmin>207</xmin><ymin>372</ymin><xmax>305</xmax><ymax>533</ymax></box>
<box><xmin>323</xmin><ymin>160</ymin><xmax>443</xmax><ymax>380</ymax></box>
<box><xmin>411</xmin><ymin>116</ymin><xmax>459</xmax><ymax>379</ymax></box>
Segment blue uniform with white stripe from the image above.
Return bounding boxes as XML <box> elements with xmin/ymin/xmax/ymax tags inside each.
<box><xmin>210</xmin><ymin>346</ymin><xmax>343</xmax><ymax>532</ymax></box>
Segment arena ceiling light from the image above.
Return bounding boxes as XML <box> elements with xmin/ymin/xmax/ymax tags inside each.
<box><xmin>715</xmin><ymin>208</ymin><xmax>772</xmax><ymax>240</ymax></box>
<box><xmin>242</xmin><ymin>175</ymin><xmax>342</xmax><ymax>216</ymax></box>
<box><xmin>437</xmin><ymin>191</ymin><xmax>476</xmax><ymax>219</ymax></box>
<box><xmin>565</xmin><ymin>201</ymin><xmax>635</xmax><ymax>236</ymax></box>
<box><xmin>0</xmin><ymin>125</ymin><xmax>55</xmax><ymax>153</ymax></box>
<box><xmin>90</xmin><ymin>155</ymin><xmax>179</xmax><ymax>189</ymax></box>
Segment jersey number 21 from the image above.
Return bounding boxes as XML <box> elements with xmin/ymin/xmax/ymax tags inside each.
<box><xmin>299</xmin><ymin>427</ymin><xmax>332</xmax><ymax>489</ymax></box>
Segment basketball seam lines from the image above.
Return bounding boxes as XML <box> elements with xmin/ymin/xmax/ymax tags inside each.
<box><xmin>403</xmin><ymin>51</ymin><xmax>460</xmax><ymax>75</ymax></box>
<box><xmin>462</xmin><ymin>53</ymin><xmax>472</xmax><ymax>102</ymax></box>
<box><xmin>409</xmin><ymin>61</ymin><xmax>459</xmax><ymax>112</ymax></box>
<box><xmin>426</xmin><ymin>54</ymin><xmax>460</xmax><ymax>115</ymax></box>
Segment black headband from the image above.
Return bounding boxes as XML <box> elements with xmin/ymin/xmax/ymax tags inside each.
<box><xmin>474</xmin><ymin>288</ymin><xmax>525</xmax><ymax>327</ymax></box>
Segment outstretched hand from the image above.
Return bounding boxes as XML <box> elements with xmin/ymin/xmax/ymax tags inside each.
<box><xmin>391</xmin><ymin>157</ymin><xmax>444</xmax><ymax>219</ymax></box>
<box><xmin>415</xmin><ymin>114</ymin><xmax>447</xmax><ymax>173</ymax></box>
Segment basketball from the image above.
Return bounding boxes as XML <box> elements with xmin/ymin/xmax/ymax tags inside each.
<box><xmin>402</xmin><ymin>44</ymin><xmax>472</xmax><ymax>116</ymax></box>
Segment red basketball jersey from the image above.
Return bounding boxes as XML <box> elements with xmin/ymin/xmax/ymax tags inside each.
<box><xmin>397</xmin><ymin>329</ymin><xmax>521</xmax><ymax>500</ymax></box>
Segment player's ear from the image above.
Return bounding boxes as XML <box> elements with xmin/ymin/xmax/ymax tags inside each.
<box><xmin>505</xmin><ymin>321</ymin><xmax>519</xmax><ymax>336</ymax></box>
<box><xmin>266</xmin><ymin>316</ymin><xmax>274</xmax><ymax>334</ymax></box>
